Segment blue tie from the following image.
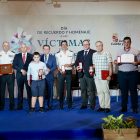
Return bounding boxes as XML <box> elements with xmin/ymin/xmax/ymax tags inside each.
<box><xmin>84</xmin><ymin>51</ymin><xmax>87</xmax><ymax>60</ymax></box>
<box><xmin>45</xmin><ymin>55</ymin><xmax>48</xmax><ymax>64</ymax></box>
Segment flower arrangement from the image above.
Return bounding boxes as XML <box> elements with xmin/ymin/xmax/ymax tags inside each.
<box><xmin>11</xmin><ymin>27</ymin><xmax>35</xmax><ymax>54</ymax></box>
<box><xmin>101</xmin><ymin>114</ymin><xmax>137</xmax><ymax>133</ymax></box>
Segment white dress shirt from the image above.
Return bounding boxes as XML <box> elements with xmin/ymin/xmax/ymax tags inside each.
<box><xmin>55</xmin><ymin>50</ymin><xmax>75</xmax><ymax>70</ymax></box>
<box><xmin>0</xmin><ymin>50</ymin><xmax>15</xmax><ymax>64</ymax></box>
<box><xmin>27</xmin><ymin>61</ymin><xmax>48</xmax><ymax>80</ymax></box>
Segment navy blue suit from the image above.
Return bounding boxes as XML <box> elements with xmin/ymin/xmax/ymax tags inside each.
<box><xmin>75</xmin><ymin>49</ymin><xmax>96</xmax><ymax>78</ymax></box>
<box><xmin>13</xmin><ymin>53</ymin><xmax>33</xmax><ymax>109</ymax></box>
<box><xmin>75</xmin><ymin>49</ymin><xmax>96</xmax><ymax>107</ymax></box>
<box><xmin>40</xmin><ymin>54</ymin><xmax>57</xmax><ymax>108</ymax></box>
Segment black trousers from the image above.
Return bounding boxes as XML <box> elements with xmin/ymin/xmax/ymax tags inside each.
<box><xmin>0</xmin><ymin>73</ymin><xmax>15</xmax><ymax>109</ymax></box>
<box><xmin>16</xmin><ymin>75</ymin><xmax>31</xmax><ymax>109</ymax></box>
<box><xmin>58</xmin><ymin>70</ymin><xmax>72</xmax><ymax>108</ymax></box>
<box><xmin>118</xmin><ymin>70</ymin><xmax>139</xmax><ymax>109</ymax></box>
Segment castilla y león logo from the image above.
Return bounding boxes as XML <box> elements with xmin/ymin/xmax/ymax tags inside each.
<box><xmin>111</xmin><ymin>33</ymin><xmax>123</xmax><ymax>45</ymax></box>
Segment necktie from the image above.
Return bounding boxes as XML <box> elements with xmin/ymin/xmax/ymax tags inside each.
<box><xmin>45</xmin><ymin>55</ymin><xmax>48</xmax><ymax>64</ymax></box>
<box><xmin>23</xmin><ymin>53</ymin><xmax>25</xmax><ymax>64</ymax></box>
<box><xmin>84</xmin><ymin>51</ymin><xmax>87</xmax><ymax>60</ymax></box>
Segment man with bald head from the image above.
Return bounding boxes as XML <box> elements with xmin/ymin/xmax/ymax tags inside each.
<box><xmin>0</xmin><ymin>41</ymin><xmax>15</xmax><ymax>111</ymax></box>
<box><xmin>13</xmin><ymin>43</ymin><xmax>33</xmax><ymax>110</ymax></box>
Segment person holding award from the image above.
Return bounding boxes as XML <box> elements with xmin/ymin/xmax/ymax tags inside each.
<box><xmin>75</xmin><ymin>40</ymin><xmax>96</xmax><ymax>110</ymax></box>
<box><xmin>55</xmin><ymin>40</ymin><xmax>75</xmax><ymax>110</ymax></box>
<box><xmin>27</xmin><ymin>52</ymin><xmax>48</xmax><ymax>114</ymax></box>
<box><xmin>13</xmin><ymin>43</ymin><xmax>33</xmax><ymax>110</ymax></box>
<box><xmin>0</xmin><ymin>41</ymin><xmax>15</xmax><ymax>111</ymax></box>
<box><xmin>114</xmin><ymin>37</ymin><xmax>140</xmax><ymax>114</ymax></box>
<box><xmin>92</xmin><ymin>41</ymin><xmax>113</xmax><ymax>113</ymax></box>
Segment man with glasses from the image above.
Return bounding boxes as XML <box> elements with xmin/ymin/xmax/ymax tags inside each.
<box><xmin>75</xmin><ymin>40</ymin><xmax>96</xmax><ymax>110</ymax></box>
<box><xmin>55</xmin><ymin>40</ymin><xmax>75</xmax><ymax>110</ymax></box>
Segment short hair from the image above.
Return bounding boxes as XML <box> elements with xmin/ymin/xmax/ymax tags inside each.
<box><xmin>123</xmin><ymin>37</ymin><xmax>131</xmax><ymax>42</ymax></box>
<box><xmin>43</xmin><ymin>45</ymin><xmax>50</xmax><ymax>50</ymax></box>
<box><xmin>61</xmin><ymin>40</ymin><xmax>68</xmax><ymax>46</ymax></box>
<box><xmin>3</xmin><ymin>41</ymin><xmax>10</xmax><ymax>46</ymax></box>
<box><xmin>95</xmin><ymin>41</ymin><xmax>103</xmax><ymax>45</ymax></box>
<box><xmin>83</xmin><ymin>39</ymin><xmax>90</xmax><ymax>44</ymax></box>
<box><xmin>33</xmin><ymin>52</ymin><xmax>40</xmax><ymax>57</ymax></box>
<box><xmin>21</xmin><ymin>43</ymin><xmax>27</xmax><ymax>47</ymax></box>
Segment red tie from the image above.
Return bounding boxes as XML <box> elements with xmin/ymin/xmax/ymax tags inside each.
<box><xmin>23</xmin><ymin>54</ymin><xmax>25</xmax><ymax>64</ymax></box>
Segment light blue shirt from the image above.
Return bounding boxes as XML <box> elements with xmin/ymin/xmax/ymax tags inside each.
<box><xmin>27</xmin><ymin>61</ymin><xmax>48</xmax><ymax>80</ymax></box>
<box><xmin>116</xmin><ymin>47</ymin><xmax>140</xmax><ymax>72</ymax></box>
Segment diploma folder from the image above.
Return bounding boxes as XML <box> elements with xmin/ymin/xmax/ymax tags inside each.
<box><xmin>101</xmin><ymin>70</ymin><xmax>113</xmax><ymax>80</ymax></box>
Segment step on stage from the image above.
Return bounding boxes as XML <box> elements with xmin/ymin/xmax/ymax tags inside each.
<box><xmin>0</xmin><ymin>96</ymin><xmax>140</xmax><ymax>140</ymax></box>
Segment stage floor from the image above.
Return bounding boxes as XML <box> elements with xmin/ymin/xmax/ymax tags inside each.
<box><xmin>0</xmin><ymin>96</ymin><xmax>140</xmax><ymax>140</ymax></box>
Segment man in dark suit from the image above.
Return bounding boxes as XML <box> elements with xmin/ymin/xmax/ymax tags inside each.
<box><xmin>13</xmin><ymin>43</ymin><xmax>33</xmax><ymax>110</ymax></box>
<box><xmin>40</xmin><ymin>45</ymin><xmax>57</xmax><ymax>110</ymax></box>
<box><xmin>75</xmin><ymin>40</ymin><xmax>96</xmax><ymax>110</ymax></box>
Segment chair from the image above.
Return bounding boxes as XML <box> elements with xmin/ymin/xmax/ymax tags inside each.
<box><xmin>109</xmin><ymin>74</ymin><xmax>119</xmax><ymax>102</ymax></box>
<box><xmin>65</xmin><ymin>74</ymin><xmax>81</xmax><ymax>101</ymax></box>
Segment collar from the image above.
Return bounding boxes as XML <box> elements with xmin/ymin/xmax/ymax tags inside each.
<box><xmin>124</xmin><ymin>46</ymin><xmax>131</xmax><ymax>52</ymax></box>
<box><xmin>97</xmin><ymin>50</ymin><xmax>104</xmax><ymax>54</ymax></box>
<box><xmin>84</xmin><ymin>49</ymin><xmax>90</xmax><ymax>52</ymax></box>
<box><xmin>22</xmin><ymin>52</ymin><xmax>27</xmax><ymax>56</ymax></box>
<box><xmin>2</xmin><ymin>50</ymin><xmax>10</xmax><ymax>54</ymax></box>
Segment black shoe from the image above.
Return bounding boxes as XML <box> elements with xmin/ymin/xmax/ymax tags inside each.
<box><xmin>96</xmin><ymin>108</ymin><xmax>105</xmax><ymax>112</ymax></box>
<box><xmin>119</xmin><ymin>108</ymin><xmax>127</xmax><ymax>113</ymax></box>
<box><xmin>49</xmin><ymin>107</ymin><xmax>52</xmax><ymax>110</ymax></box>
<box><xmin>133</xmin><ymin>109</ymin><xmax>138</xmax><ymax>114</ymax></box>
<box><xmin>79</xmin><ymin>106</ymin><xmax>87</xmax><ymax>109</ymax></box>
<box><xmin>10</xmin><ymin>108</ymin><xmax>15</xmax><ymax>111</ymax></box>
<box><xmin>59</xmin><ymin>107</ymin><xmax>63</xmax><ymax>110</ymax></box>
<box><xmin>68</xmin><ymin>106</ymin><xmax>73</xmax><ymax>109</ymax></box>
<box><xmin>0</xmin><ymin>108</ymin><xmax>4</xmax><ymax>111</ymax></box>
<box><xmin>39</xmin><ymin>107</ymin><xmax>44</xmax><ymax>113</ymax></box>
<box><xmin>29</xmin><ymin>108</ymin><xmax>35</xmax><ymax>114</ymax></box>
<box><xmin>90</xmin><ymin>106</ymin><xmax>95</xmax><ymax>110</ymax></box>
<box><xmin>104</xmin><ymin>108</ymin><xmax>110</xmax><ymax>113</ymax></box>
<box><xmin>15</xmin><ymin>107</ymin><xmax>23</xmax><ymax>111</ymax></box>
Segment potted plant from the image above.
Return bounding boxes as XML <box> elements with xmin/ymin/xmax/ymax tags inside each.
<box><xmin>101</xmin><ymin>114</ymin><xmax>138</xmax><ymax>140</ymax></box>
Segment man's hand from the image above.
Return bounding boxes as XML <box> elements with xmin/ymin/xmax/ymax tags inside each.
<box><xmin>77</xmin><ymin>66</ymin><xmax>80</xmax><ymax>71</ymax></box>
<box><xmin>64</xmin><ymin>64</ymin><xmax>70</xmax><ymax>67</ymax></box>
<box><xmin>28</xmin><ymin>80</ymin><xmax>30</xmax><ymax>86</ymax></box>
<box><xmin>114</xmin><ymin>60</ymin><xmax>122</xmax><ymax>66</ymax></box>
<box><xmin>132</xmin><ymin>62</ymin><xmax>138</xmax><ymax>66</ymax></box>
<box><xmin>46</xmin><ymin>68</ymin><xmax>51</xmax><ymax>73</ymax></box>
<box><xmin>106</xmin><ymin>76</ymin><xmax>111</xmax><ymax>81</ymax></box>
<box><xmin>22</xmin><ymin>70</ymin><xmax>27</xmax><ymax>76</ymax></box>
<box><xmin>9</xmin><ymin>68</ymin><xmax>14</xmax><ymax>75</ymax></box>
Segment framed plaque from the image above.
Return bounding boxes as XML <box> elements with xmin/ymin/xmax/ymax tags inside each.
<box><xmin>89</xmin><ymin>66</ymin><xmax>94</xmax><ymax>76</ymax></box>
<box><xmin>0</xmin><ymin>64</ymin><xmax>12</xmax><ymax>74</ymax></box>
<box><xmin>61</xmin><ymin>65</ymin><xmax>66</xmax><ymax>74</ymax></box>
<box><xmin>120</xmin><ymin>54</ymin><xmax>135</xmax><ymax>63</ymax></box>
<box><xmin>117</xmin><ymin>56</ymin><xmax>121</xmax><ymax>64</ymax></box>
<box><xmin>38</xmin><ymin>69</ymin><xmax>43</xmax><ymax>80</ymax></box>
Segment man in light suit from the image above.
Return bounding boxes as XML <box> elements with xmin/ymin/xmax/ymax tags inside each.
<box><xmin>75</xmin><ymin>40</ymin><xmax>96</xmax><ymax>110</ymax></box>
<box><xmin>13</xmin><ymin>43</ymin><xmax>33</xmax><ymax>110</ymax></box>
<box><xmin>40</xmin><ymin>45</ymin><xmax>57</xmax><ymax>110</ymax></box>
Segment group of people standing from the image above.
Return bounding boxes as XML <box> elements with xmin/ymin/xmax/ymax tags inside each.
<box><xmin>0</xmin><ymin>36</ymin><xmax>139</xmax><ymax>114</ymax></box>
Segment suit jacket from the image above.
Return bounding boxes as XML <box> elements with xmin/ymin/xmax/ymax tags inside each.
<box><xmin>75</xmin><ymin>49</ymin><xmax>96</xmax><ymax>78</ymax></box>
<box><xmin>13</xmin><ymin>53</ymin><xmax>33</xmax><ymax>79</ymax></box>
<box><xmin>40</xmin><ymin>54</ymin><xmax>57</xmax><ymax>82</ymax></box>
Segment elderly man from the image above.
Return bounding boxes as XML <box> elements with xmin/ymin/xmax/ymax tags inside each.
<box><xmin>0</xmin><ymin>41</ymin><xmax>15</xmax><ymax>111</ymax></box>
<box><xmin>75</xmin><ymin>39</ymin><xmax>96</xmax><ymax>110</ymax></box>
<box><xmin>92</xmin><ymin>41</ymin><xmax>113</xmax><ymax>113</ymax></box>
<box><xmin>114</xmin><ymin>37</ymin><xmax>140</xmax><ymax>114</ymax></box>
<box><xmin>13</xmin><ymin>43</ymin><xmax>33</xmax><ymax>110</ymax></box>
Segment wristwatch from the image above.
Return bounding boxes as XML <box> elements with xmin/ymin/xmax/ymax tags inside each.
<box><xmin>109</xmin><ymin>75</ymin><xmax>112</xmax><ymax>77</ymax></box>
<box><xmin>137</xmin><ymin>62</ymin><xmax>139</xmax><ymax>65</ymax></box>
